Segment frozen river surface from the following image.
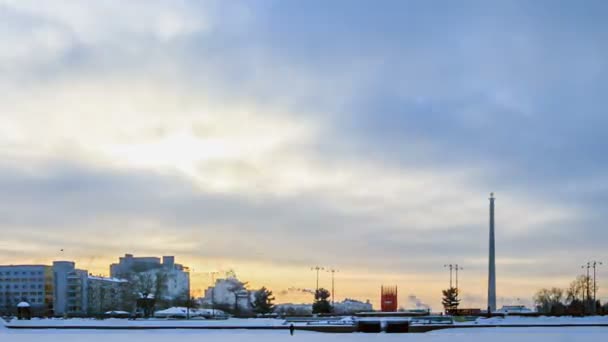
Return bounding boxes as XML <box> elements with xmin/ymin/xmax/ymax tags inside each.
<box><xmin>1</xmin><ymin>325</ymin><xmax>608</xmax><ymax>342</ymax></box>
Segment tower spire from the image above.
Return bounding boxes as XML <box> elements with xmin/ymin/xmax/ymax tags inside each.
<box><xmin>488</xmin><ymin>192</ymin><xmax>497</xmax><ymax>312</ymax></box>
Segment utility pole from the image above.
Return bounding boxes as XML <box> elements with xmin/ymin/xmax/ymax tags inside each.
<box><xmin>327</xmin><ymin>269</ymin><xmax>339</xmax><ymax>305</ymax></box>
<box><xmin>581</xmin><ymin>263</ymin><xmax>590</xmax><ymax>315</ymax></box>
<box><xmin>581</xmin><ymin>267</ymin><xmax>585</xmax><ymax>304</ymax></box>
<box><xmin>444</xmin><ymin>264</ymin><xmax>453</xmax><ymax>288</ymax></box>
<box><xmin>590</xmin><ymin>261</ymin><xmax>602</xmax><ymax>314</ymax></box>
<box><xmin>311</xmin><ymin>266</ymin><xmax>324</xmax><ymax>294</ymax></box>
<box><xmin>455</xmin><ymin>264</ymin><xmax>463</xmax><ymax>290</ymax></box>
<box><xmin>586</xmin><ymin>263</ymin><xmax>591</xmax><ymax>303</ymax></box>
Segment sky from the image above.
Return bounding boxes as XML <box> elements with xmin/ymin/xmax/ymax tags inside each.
<box><xmin>1</xmin><ymin>0</ymin><xmax>608</xmax><ymax>311</ymax></box>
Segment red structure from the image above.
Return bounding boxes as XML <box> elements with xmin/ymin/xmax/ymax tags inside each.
<box><xmin>381</xmin><ymin>285</ymin><xmax>398</xmax><ymax>312</ymax></box>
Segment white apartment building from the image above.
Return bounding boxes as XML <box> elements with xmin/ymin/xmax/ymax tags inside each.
<box><xmin>110</xmin><ymin>254</ymin><xmax>190</xmax><ymax>302</ymax></box>
<box><xmin>0</xmin><ymin>265</ymin><xmax>53</xmax><ymax>315</ymax></box>
<box><xmin>0</xmin><ymin>261</ymin><xmax>129</xmax><ymax>316</ymax></box>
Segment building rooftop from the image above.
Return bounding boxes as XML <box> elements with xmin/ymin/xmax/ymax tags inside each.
<box><xmin>88</xmin><ymin>275</ymin><xmax>128</xmax><ymax>283</ymax></box>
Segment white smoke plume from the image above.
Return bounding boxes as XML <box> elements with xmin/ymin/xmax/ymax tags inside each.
<box><xmin>407</xmin><ymin>294</ymin><xmax>430</xmax><ymax>310</ymax></box>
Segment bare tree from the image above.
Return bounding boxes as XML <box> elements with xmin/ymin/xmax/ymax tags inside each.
<box><xmin>226</xmin><ymin>279</ymin><xmax>248</xmax><ymax>314</ymax></box>
<box><xmin>566</xmin><ymin>275</ymin><xmax>590</xmax><ymax>304</ymax></box>
<box><xmin>126</xmin><ymin>273</ymin><xmax>158</xmax><ymax>317</ymax></box>
<box><xmin>134</xmin><ymin>273</ymin><xmax>156</xmax><ymax>297</ymax></box>
<box><xmin>534</xmin><ymin>288</ymin><xmax>564</xmax><ymax>313</ymax></box>
<box><xmin>153</xmin><ymin>272</ymin><xmax>168</xmax><ymax>308</ymax></box>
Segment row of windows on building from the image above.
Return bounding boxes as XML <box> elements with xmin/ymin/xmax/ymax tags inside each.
<box><xmin>0</xmin><ymin>294</ymin><xmax>47</xmax><ymax>304</ymax></box>
<box><xmin>0</xmin><ymin>278</ymin><xmax>47</xmax><ymax>282</ymax></box>
<box><xmin>0</xmin><ymin>271</ymin><xmax>45</xmax><ymax>276</ymax></box>
<box><xmin>2</xmin><ymin>292</ymin><xmax>45</xmax><ymax>297</ymax></box>
<box><xmin>0</xmin><ymin>299</ymin><xmax>46</xmax><ymax>304</ymax></box>
<box><xmin>0</xmin><ymin>284</ymin><xmax>45</xmax><ymax>289</ymax></box>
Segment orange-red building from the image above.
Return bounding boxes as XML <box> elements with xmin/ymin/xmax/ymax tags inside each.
<box><xmin>381</xmin><ymin>285</ymin><xmax>398</xmax><ymax>312</ymax></box>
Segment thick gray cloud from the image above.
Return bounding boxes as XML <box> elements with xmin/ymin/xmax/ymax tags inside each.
<box><xmin>0</xmin><ymin>157</ymin><xmax>599</xmax><ymax>277</ymax></box>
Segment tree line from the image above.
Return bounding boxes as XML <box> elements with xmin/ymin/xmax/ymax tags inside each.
<box><xmin>534</xmin><ymin>275</ymin><xmax>608</xmax><ymax>315</ymax></box>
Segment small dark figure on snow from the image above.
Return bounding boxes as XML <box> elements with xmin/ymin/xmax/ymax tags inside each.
<box><xmin>289</xmin><ymin>324</ymin><xmax>295</xmax><ymax>336</ymax></box>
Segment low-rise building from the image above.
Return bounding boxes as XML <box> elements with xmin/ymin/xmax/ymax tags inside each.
<box><xmin>87</xmin><ymin>276</ymin><xmax>129</xmax><ymax>315</ymax></box>
<box><xmin>332</xmin><ymin>298</ymin><xmax>373</xmax><ymax>314</ymax></box>
<box><xmin>495</xmin><ymin>305</ymin><xmax>534</xmax><ymax>314</ymax></box>
<box><xmin>274</xmin><ymin>303</ymin><xmax>313</xmax><ymax>316</ymax></box>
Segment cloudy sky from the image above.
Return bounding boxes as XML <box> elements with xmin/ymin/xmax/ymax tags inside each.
<box><xmin>1</xmin><ymin>0</ymin><xmax>607</xmax><ymax>310</ymax></box>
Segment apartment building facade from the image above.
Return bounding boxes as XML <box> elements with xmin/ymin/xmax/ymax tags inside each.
<box><xmin>110</xmin><ymin>254</ymin><xmax>190</xmax><ymax>302</ymax></box>
<box><xmin>0</xmin><ymin>265</ymin><xmax>53</xmax><ymax>315</ymax></box>
<box><xmin>0</xmin><ymin>261</ymin><xmax>129</xmax><ymax>316</ymax></box>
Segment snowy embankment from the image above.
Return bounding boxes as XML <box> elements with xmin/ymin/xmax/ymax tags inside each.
<box><xmin>461</xmin><ymin>315</ymin><xmax>608</xmax><ymax>326</ymax></box>
<box><xmin>4</xmin><ymin>315</ymin><xmax>608</xmax><ymax>332</ymax></box>
<box><xmin>4</xmin><ymin>317</ymin><xmax>288</xmax><ymax>329</ymax></box>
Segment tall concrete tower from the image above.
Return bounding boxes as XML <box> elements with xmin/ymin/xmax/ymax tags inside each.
<box><xmin>487</xmin><ymin>192</ymin><xmax>497</xmax><ymax>312</ymax></box>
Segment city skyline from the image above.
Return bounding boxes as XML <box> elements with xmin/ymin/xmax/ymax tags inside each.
<box><xmin>1</xmin><ymin>0</ymin><xmax>608</xmax><ymax>311</ymax></box>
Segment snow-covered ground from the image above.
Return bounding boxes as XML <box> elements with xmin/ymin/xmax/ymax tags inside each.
<box><xmin>0</xmin><ymin>328</ymin><xmax>607</xmax><ymax>341</ymax></box>
<box><xmin>4</xmin><ymin>317</ymin><xmax>288</xmax><ymax>328</ymax></box>
<box><xmin>4</xmin><ymin>315</ymin><xmax>608</xmax><ymax>330</ymax></box>
<box><xmin>462</xmin><ymin>315</ymin><xmax>608</xmax><ymax>325</ymax></box>
<box><xmin>2</xmin><ymin>319</ymin><xmax>608</xmax><ymax>341</ymax></box>
<box><xmin>432</xmin><ymin>327</ymin><xmax>608</xmax><ymax>334</ymax></box>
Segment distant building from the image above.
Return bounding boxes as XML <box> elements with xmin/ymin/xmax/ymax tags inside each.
<box><xmin>87</xmin><ymin>275</ymin><xmax>129</xmax><ymax>315</ymax></box>
<box><xmin>0</xmin><ymin>265</ymin><xmax>53</xmax><ymax>316</ymax></box>
<box><xmin>52</xmin><ymin>261</ymin><xmax>89</xmax><ymax>315</ymax></box>
<box><xmin>332</xmin><ymin>298</ymin><xmax>373</xmax><ymax>314</ymax></box>
<box><xmin>381</xmin><ymin>285</ymin><xmax>398</xmax><ymax>312</ymax></box>
<box><xmin>110</xmin><ymin>254</ymin><xmax>190</xmax><ymax>302</ymax></box>
<box><xmin>274</xmin><ymin>299</ymin><xmax>373</xmax><ymax>316</ymax></box>
<box><xmin>53</xmin><ymin>261</ymin><xmax>130</xmax><ymax>316</ymax></box>
<box><xmin>2</xmin><ymin>254</ymin><xmax>189</xmax><ymax>316</ymax></box>
<box><xmin>450</xmin><ymin>308</ymin><xmax>482</xmax><ymax>316</ymax></box>
<box><xmin>274</xmin><ymin>303</ymin><xmax>313</xmax><ymax>316</ymax></box>
<box><xmin>1</xmin><ymin>262</ymin><xmax>129</xmax><ymax>317</ymax></box>
<box><xmin>110</xmin><ymin>254</ymin><xmax>164</xmax><ymax>276</ymax></box>
<box><xmin>203</xmin><ymin>276</ymin><xmax>252</xmax><ymax>314</ymax></box>
<box><xmin>495</xmin><ymin>305</ymin><xmax>534</xmax><ymax>314</ymax></box>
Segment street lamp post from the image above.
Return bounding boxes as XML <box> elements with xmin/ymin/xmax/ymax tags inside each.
<box><xmin>455</xmin><ymin>264</ymin><xmax>463</xmax><ymax>290</ymax></box>
<box><xmin>581</xmin><ymin>266</ymin><xmax>586</xmax><ymax>304</ymax></box>
<box><xmin>586</xmin><ymin>263</ymin><xmax>591</xmax><ymax>304</ymax></box>
<box><xmin>581</xmin><ymin>263</ymin><xmax>591</xmax><ymax>315</ymax></box>
<box><xmin>444</xmin><ymin>264</ymin><xmax>454</xmax><ymax>288</ymax></box>
<box><xmin>590</xmin><ymin>261</ymin><xmax>603</xmax><ymax>314</ymax></box>
<box><xmin>311</xmin><ymin>266</ymin><xmax>324</xmax><ymax>293</ymax></box>
<box><xmin>327</xmin><ymin>269</ymin><xmax>339</xmax><ymax>305</ymax></box>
